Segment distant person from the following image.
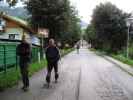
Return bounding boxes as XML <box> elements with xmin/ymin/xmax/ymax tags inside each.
<box><xmin>76</xmin><ymin>43</ymin><xmax>80</xmax><ymax>54</ymax></box>
<box><xmin>16</xmin><ymin>35</ymin><xmax>31</xmax><ymax>92</ymax></box>
<box><xmin>45</xmin><ymin>38</ymin><xmax>60</xmax><ymax>87</ymax></box>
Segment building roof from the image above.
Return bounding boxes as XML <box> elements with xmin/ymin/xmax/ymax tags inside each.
<box><xmin>0</xmin><ymin>13</ymin><xmax>36</xmax><ymax>34</ymax></box>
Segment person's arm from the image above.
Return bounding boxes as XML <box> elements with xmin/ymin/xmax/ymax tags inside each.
<box><xmin>56</xmin><ymin>47</ymin><xmax>61</xmax><ymax>60</ymax></box>
<box><xmin>16</xmin><ymin>45</ymin><xmax>20</xmax><ymax>56</ymax></box>
<box><xmin>45</xmin><ymin>47</ymin><xmax>49</xmax><ymax>60</ymax></box>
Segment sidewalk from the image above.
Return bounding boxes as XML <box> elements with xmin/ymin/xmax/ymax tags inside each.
<box><xmin>0</xmin><ymin>50</ymin><xmax>81</xmax><ymax>100</ymax></box>
<box><xmin>103</xmin><ymin>55</ymin><xmax>133</xmax><ymax>76</ymax></box>
<box><xmin>95</xmin><ymin>50</ymin><xmax>133</xmax><ymax>76</ymax></box>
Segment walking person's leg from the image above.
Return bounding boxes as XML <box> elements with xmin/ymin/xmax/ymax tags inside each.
<box><xmin>20</xmin><ymin>61</ymin><xmax>26</xmax><ymax>89</ymax></box>
<box><xmin>20</xmin><ymin>68</ymin><xmax>25</xmax><ymax>89</ymax></box>
<box><xmin>20</xmin><ymin>62</ymin><xmax>29</xmax><ymax>91</ymax></box>
<box><xmin>77</xmin><ymin>48</ymin><xmax>79</xmax><ymax>54</ymax></box>
<box><xmin>46</xmin><ymin>62</ymin><xmax>53</xmax><ymax>85</ymax></box>
<box><xmin>53</xmin><ymin>61</ymin><xmax>59</xmax><ymax>83</ymax></box>
<box><xmin>24</xmin><ymin>63</ymin><xmax>29</xmax><ymax>89</ymax></box>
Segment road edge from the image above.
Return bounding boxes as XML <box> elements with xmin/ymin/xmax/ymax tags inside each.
<box><xmin>94</xmin><ymin>51</ymin><xmax>133</xmax><ymax>76</ymax></box>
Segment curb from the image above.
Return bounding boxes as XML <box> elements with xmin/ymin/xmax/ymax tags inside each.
<box><xmin>95</xmin><ymin>51</ymin><xmax>133</xmax><ymax>76</ymax></box>
<box><xmin>103</xmin><ymin>56</ymin><xmax>133</xmax><ymax>76</ymax></box>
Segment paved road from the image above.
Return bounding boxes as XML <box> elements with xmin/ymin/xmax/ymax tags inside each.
<box><xmin>0</xmin><ymin>49</ymin><xmax>133</xmax><ymax>100</ymax></box>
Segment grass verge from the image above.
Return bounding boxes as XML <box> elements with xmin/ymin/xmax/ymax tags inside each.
<box><xmin>90</xmin><ymin>48</ymin><xmax>133</xmax><ymax>67</ymax></box>
<box><xmin>61</xmin><ymin>48</ymin><xmax>74</xmax><ymax>57</ymax></box>
<box><xmin>0</xmin><ymin>60</ymin><xmax>47</xmax><ymax>91</ymax></box>
<box><xmin>111</xmin><ymin>54</ymin><xmax>133</xmax><ymax>67</ymax></box>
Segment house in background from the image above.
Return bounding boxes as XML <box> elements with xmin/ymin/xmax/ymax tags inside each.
<box><xmin>0</xmin><ymin>12</ymin><xmax>40</xmax><ymax>46</ymax></box>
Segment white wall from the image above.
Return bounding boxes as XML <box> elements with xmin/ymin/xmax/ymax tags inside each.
<box><xmin>0</xmin><ymin>28</ymin><xmax>23</xmax><ymax>40</ymax></box>
<box><xmin>0</xmin><ymin>27</ymin><xmax>40</xmax><ymax>46</ymax></box>
<box><xmin>6</xmin><ymin>28</ymin><xmax>23</xmax><ymax>40</ymax></box>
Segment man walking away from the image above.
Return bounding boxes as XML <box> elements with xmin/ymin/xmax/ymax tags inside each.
<box><xmin>16</xmin><ymin>35</ymin><xmax>31</xmax><ymax>92</ymax></box>
<box><xmin>76</xmin><ymin>43</ymin><xmax>80</xmax><ymax>54</ymax></box>
<box><xmin>45</xmin><ymin>38</ymin><xmax>60</xmax><ymax>87</ymax></box>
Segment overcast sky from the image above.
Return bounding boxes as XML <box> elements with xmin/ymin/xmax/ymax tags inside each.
<box><xmin>71</xmin><ymin>0</ymin><xmax>133</xmax><ymax>23</ymax></box>
<box><xmin>1</xmin><ymin>0</ymin><xmax>133</xmax><ymax>24</ymax></box>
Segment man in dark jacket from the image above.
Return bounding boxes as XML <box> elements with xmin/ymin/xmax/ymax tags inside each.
<box><xmin>45</xmin><ymin>38</ymin><xmax>60</xmax><ymax>86</ymax></box>
<box><xmin>16</xmin><ymin>35</ymin><xmax>31</xmax><ymax>91</ymax></box>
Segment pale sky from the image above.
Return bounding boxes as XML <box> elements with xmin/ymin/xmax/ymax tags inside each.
<box><xmin>70</xmin><ymin>0</ymin><xmax>133</xmax><ymax>23</ymax></box>
<box><xmin>1</xmin><ymin>0</ymin><xmax>133</xmax><ymax>24</ymax></box>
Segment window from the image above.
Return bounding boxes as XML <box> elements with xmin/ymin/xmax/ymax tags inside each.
<box><xmin>9</xmin><ymin>34</ymin><xmax>15</xmax><ymax>40</ymax></box>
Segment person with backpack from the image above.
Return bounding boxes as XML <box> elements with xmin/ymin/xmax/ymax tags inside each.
<box><xmin>16</xmin><ymin>35</ymin><xmax>31</xmax><ymax>91</ymax></box>
<box><xmin>45</xmin><ymin>38</ymin><xmax>60</xmax><ymax>87</ymax></box>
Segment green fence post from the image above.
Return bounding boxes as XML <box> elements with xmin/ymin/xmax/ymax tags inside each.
<box><xmin>3</xmin><ymin>45</ymin><xmax>6</xmax><ymax>73</ymax></box>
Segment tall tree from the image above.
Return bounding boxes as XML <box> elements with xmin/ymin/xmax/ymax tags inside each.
<box><xmin>85</xmin><ymin>24</ymin><xmax>97</xmax><ymax>48</ymax></box>
<box><xmin>26</xmin><ymin>0</ymin><xmax>81</xmax><ymax>46</ymax></box>
<box><xmin>58</xmin><ymin>6</ymin><xmax>81</xmax><ymax>46</ymax></box>
<box><xmin>4</xmin><ymin>0</ymin><xmax>81</xmax><ymax>46</ymax></box>
<box><xmin>26</xmin><ymin>0</ymin><xmax>65</xmax><ymax>38</ymax></box>
<box><xmin>91</xmin><ymin>2</ymin><xmax>129</xmax><ymax>52</ymax></box>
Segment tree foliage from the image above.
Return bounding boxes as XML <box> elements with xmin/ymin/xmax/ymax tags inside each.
<box><xmin>84</xmin><ymin>24</ymin><xmax>97</xmax><ymax>48</ymax></box>
<box><xmin>89</xmin><ymin>2</ymin><xmax>129</xmax><ymax>53</ymax></box>
<box><xmin>3</xmin><ymin>0</ymin><xmax>81</xmax><ymax>47</ymax></box>
<box><xmin>26</xmin><ymin>0</ymin><xmax>81</xmax><ymax>46</ymax></box>
<box><xmin>4</xmin><ymin>0</ymin><xmax>18</xmax><ymax>6</ymax></box>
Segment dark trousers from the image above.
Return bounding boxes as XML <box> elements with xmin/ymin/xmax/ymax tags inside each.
<box><xmin>20</xmin><ymin>61</ymin><xmax>29</xmax><ymax>88</ymax></box>
<box><xmin>46</xmin><ymin>61</ymin><xmax>59</xmax><ymax>83</ymax></box>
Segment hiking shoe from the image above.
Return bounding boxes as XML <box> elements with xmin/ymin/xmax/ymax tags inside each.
<box><xmin>55</xmin><ymin>80</ymin><xmax>58</xmax><ymax>83</ymax></box>
<box><xmin>23</xmin><ymin>87</ymin><xmax>29</xmax><ymax>92</ymax></box>
<box><xmin>21</xmin><ymin>86</ymin><xmax>25</xmax><ymax>90</ymax></box>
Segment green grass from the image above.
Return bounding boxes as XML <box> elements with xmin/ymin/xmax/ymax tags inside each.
<box><xmin>89</xmin><ymin>48</ymin><xmax>107</xmax><ymax>56</ymax></box>
<box><xmin>29</xmin><ymin>60</ymin><xmax>47</xmax><ymax>76</ymax></box>
<box><xmin>0</xmin><ymin>68</ymin><xmax>20</xmax><ymax>91</ymax></box>
<box><xmin>89</xmin><ymin>48</ymin><xmax>96</xmax><ymax>51</ymax></box>
<box><xmin>111</xmin><ymin>54</ymin><xmax>133</xmax><ymax>67</ymax></box>
<box><xmin>61</xmin><ymin>48</ymin><xmax>74</xmax><ymax>57</ymax></box>
<box><xmin>91</xmin><ymin>48</ymin><xmax>133</xmax><ymax>67</ymax></box>
<box><xmin>0</xmin><ymin>60</ymin><xmax>47</xmax><ymax>91</ymax></box>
